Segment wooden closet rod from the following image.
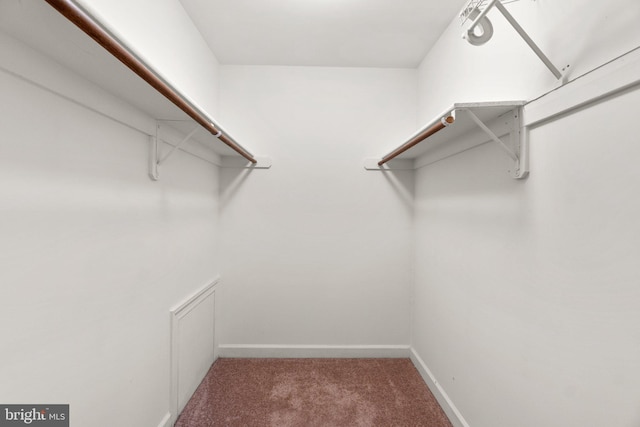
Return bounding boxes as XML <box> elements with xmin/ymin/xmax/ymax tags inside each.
<box><xmin>44</xmin><ymin>0</ymin><xmax>257</xmax><ymax>164</ymax></box>
<box><xmin>378</xmin><ymin>116</ymin><xmax>455</xmax><ymax>166</ymax></box>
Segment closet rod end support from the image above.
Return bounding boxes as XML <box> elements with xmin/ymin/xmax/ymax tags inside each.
<box><xmin>149</xmin><ymin>135</ymin><xmax>160</xmax><ymax>181</ymax></box>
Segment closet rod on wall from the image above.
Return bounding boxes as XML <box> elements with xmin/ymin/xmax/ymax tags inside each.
<box><xmin>44</xmin><ymin>0</ymin><xmax>257</xmax><ymax>164</ymax></box>
<box><xmin>378</xmin><ymin>116</ymin><xmax>454</xmax><ymax>166</ymax></box>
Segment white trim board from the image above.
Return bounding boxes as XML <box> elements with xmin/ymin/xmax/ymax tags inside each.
<box><xmin>409</xmin><ymin>348</ymin><xmax>470</xmax><ymax>427</ymax></box>
<box><xmin>156</xmin><ymin>412</ymin><xmax>172</xmax><ymax>427</ymax></box>
<box><xmin>217</xmin><ymin>344</ymin><xmax>411</xmax><ymax>359</ymax></box>
<box><xmin>524</xmin><ymin>47</ymin><xmax>640</xmax><ymax>128</ymax></box>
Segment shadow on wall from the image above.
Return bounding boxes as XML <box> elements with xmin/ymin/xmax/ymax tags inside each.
<box><xmin>379</xmin><ymin>169</ymin><xmax>415</xmax><ymax>216</ymax></box>
<box><xmin>415</xmin><ymin>142</ymin><xmax>531</xmax><ymax>232</ymax></box>
<box><xmin>219</xmin><ymin>166</ymin><xmax>254</xmax><ymax>208</ymax></box>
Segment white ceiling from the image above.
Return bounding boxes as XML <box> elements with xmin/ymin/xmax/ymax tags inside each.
<box><xmin>179</xmin><ymin>0</ymin><xmax>469</xmax><ymax>68</ymax></box>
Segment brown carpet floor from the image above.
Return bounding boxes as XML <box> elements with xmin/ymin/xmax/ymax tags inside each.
<box><xmin>175</xmin><ymin>358</ymin><xmax>453</xmax><ymax>427</ymax></box>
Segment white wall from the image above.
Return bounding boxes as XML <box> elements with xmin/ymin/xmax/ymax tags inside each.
<box><xmin>412</xmin><ymin>1</ymin><xmax>640</xmax><ymax>426</ymax></box>
<box><xmin>0</xmin><ymin>26</ymin><xmax>220</xmax><ymax>427</ymax></box>
<box><xmin>216</xmin><ymin>66</ymin><xmax>417</xmax><ymax>351</ymax></box>
<box><xmin>75</xmin><ymin>0</ymin><xmax>221</xmax><ymax>117</ymax></box>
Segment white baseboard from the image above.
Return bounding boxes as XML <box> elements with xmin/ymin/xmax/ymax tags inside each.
<box><xmin>409</xmin><ymin>348</ymin><xmax>470</xmax><ymax>427</ymax></box>
<box><xmin>157</xmin><ymin>412</ymin><xmax>172</xmax><ymax>427</ymax></box>
<box><xmin>217</xmin><ymin>344</ymin><xmax>411</xmax><ymax>358</ymax></box>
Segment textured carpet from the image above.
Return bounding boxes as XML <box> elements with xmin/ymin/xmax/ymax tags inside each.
<box><xmin>175</xmin><ymin>358</ymin><xmax>453</xmax><ymax>427</ymax></box>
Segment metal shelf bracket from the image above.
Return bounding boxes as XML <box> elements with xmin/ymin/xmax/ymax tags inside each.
<box><xmin>462</xmin><ymin>0</ymin><xmax>567</xmax><ymax>81</ymax></box>
<box><xmin>462</xmin><ymin>106</ymin><xmax>528</xmax><ymax>179</ymax></box>
<box><xmin>149</xmin><ymin>122</ymin><xmax>200</xmax><ymax>181</ymax></box>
